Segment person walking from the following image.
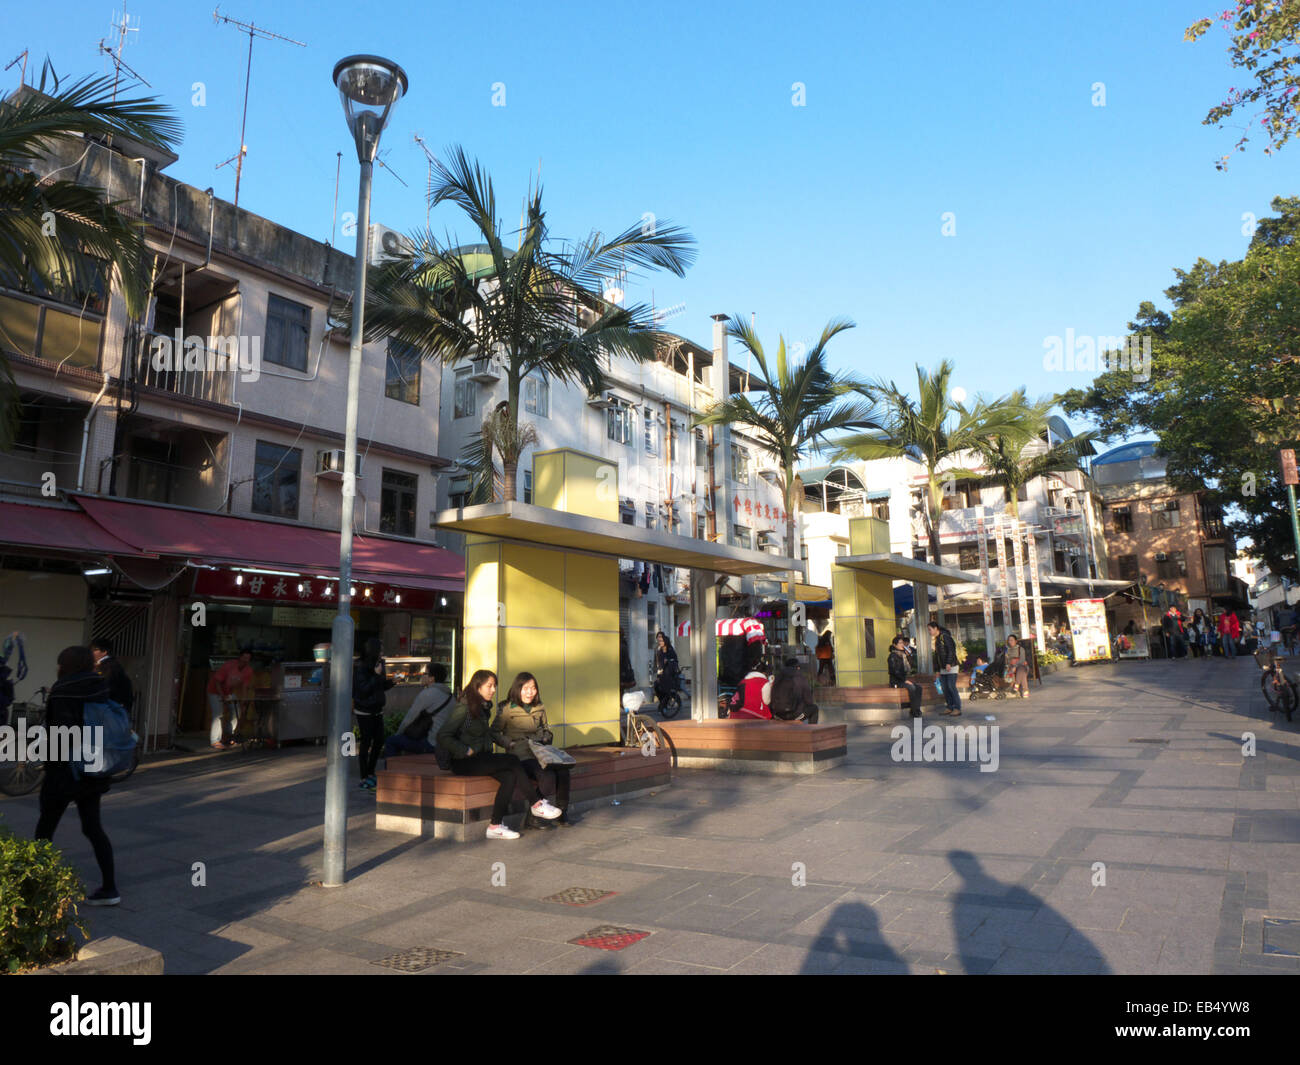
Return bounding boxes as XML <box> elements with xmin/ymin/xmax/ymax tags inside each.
<box><xmin>352</xmin><ymin>637</ymin><xmax>394</xmax><ymax>790</ymax></box>
<box><xmin>437</xmin><ymin>669</ymin><xmax>561</xmax><ymax>839</ymax></box>
<box><xmin>769</xmin><ymin>655</ymin><xmax>820</xmax><ymax>723</ymax></box>
<box><xmin>493</xmin><ymin>672</ymin><xmax>576</xmax><ymax>828</ymax></box>
<box><xmin>888</xmin><ymin>635</ymin><xmax>922</xmax><ymax>718</ymax></box>
<box><xmin>34</xmin><ymin>646</ymin><xmax>120</xmax><ymax>906</ymax></box>
<box><xmin>652</xmin><ymin>631</ymin><xmax>680</xmax><ymax>713</ymax></box>
<box><xmin>928</xmin><ymin>620</ymin><xmax>962</xmax><ymax>716</ymax></box>
<box><xmin>815</xmin><ymin>630</ymin><xmax>836</xmax><ymax>686</ymax></box>
<box><xmin>1217</xmin><ymin>611</ymin><xmax>1240</xmax><ymax>659</ymax></box>
<box><xmin>1005</xmin><ymin>633</ymin><xmax>1031</xmax><ymax>699</ymax></box>
<box><xmin>206</xmin><ymin>648</ymin><xmax>253</xmax><ymax>748</ymax></box>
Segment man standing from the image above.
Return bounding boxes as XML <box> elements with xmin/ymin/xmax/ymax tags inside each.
<box><xmin>90</xmin><ymin>638</ymin><xmax>133</xmax><ymax>714</ymax></box>
<box><xmin>769</xmin><ymin>656</ymin><xmax>819</xmax><ymax>723</ymax></box>
<box><xmin>928</xmin><ymin>620</ymin><xmax>962</xmax><ymax>717</ymax></box>
<box><xmin>1217</xmin><ymin>611</ymin><xmax>1240</xmax><ymax>659</ymax></box>
<box><xmin>207</xmin><ymin>648</ymin><xmax>253</xmax><ymax>748</ymax></box>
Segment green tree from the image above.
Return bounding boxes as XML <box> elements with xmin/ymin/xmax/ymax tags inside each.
<box><xmin>0</xmin><ymin>63</ymin><xmax>181</xmax><ymax>448</ymax></box>
<box><xmin>833</xmin><ymin>361</ymin><xmax>1034</xmax><ymax>568</ymax></box>
<box><xmin>694</xmin><ymin>316</ymin><xmax>879</xmax><ymax>642</ymax></box>
<box><xmin>364</xmin><ymin>146</ymin><xmax>695</xmax><ymax>500</ymax></box>
<box><xmin>969</xmin><ymin>394</ymin><xmax>1098</xmax><ymax>520</ymax></box>
<box><xmin>1186</xmin><ymin>0</ymin><xmax>1300</xmax><ymax>167</ymax></box>
<box><xmin>1061</xmin><ymin>195</ymin><xmax>1300</xmax><ymax>578</ymax></box>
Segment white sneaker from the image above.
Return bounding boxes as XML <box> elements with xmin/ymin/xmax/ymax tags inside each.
<box><xmin>531</xmin><ymin>799</ymin><xmax>561</xmax><ymax>820</ymax></box>
<box><xmin>486</xmin><ymin>824</ymin><xmax>520</xmax><ymax>840</ymax></box>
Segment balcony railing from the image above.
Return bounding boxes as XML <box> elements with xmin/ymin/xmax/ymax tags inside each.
<box><xmin>135</xmin><ymin>331</ymin><xmax>238</xmax><ymax>405</ymax></box>
<box><xmin>1203</xmin><ymin>519</ymin><xmax>1226</xmax><ymax>540</ymax></box>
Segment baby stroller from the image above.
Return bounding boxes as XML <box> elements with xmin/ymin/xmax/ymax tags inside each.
<box><xmin>968</xmin><ymin>649</ymin><xmax>1012</xmax><ymax>701</ymax></box>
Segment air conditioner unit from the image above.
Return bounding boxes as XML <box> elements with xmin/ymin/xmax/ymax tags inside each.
<box><xmin>324</xmin><ymin>315</ymin><xmax>350</xmax><ymax>344</ymax></box>
<box><xmin>368</xmin><ymin>223</ymin><xmax>413</xmax><ymax>267</ymax></box>
<box><xmin>316</xmin><ymin>449</ymin><xmax>364</xmax><ymax>480</ymax></box>
<box><xmin>468</xmin><ymin>356</ymin><xmax>500</xmax><ymax>384</ymax></box>
<box><xmin>757</xmin><ymin>531</ymin><xmax>781</xmax><ymax>550</ymax></box>
<box><xmin>758</xmin><ymin>468</ymin><xmax>781</xmax><ymax>485</ymax></box>
<box><xmin>587</xmin><ymin>391</ymin><xmax>616</xmax><ymax>410</ymax></box>
<box><xmin>1155</xmin><ymin>552</ymin><xmax>1168</xmax><ymax>562</ymax></box>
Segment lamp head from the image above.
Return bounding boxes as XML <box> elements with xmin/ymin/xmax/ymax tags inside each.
<box><xmin>333</xmin><ymin>55</ymin><xmax>408</xmax><ymax>162</ymax></box>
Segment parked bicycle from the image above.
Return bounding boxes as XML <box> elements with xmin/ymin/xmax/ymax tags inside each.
<box><xmin>0</xmin><ymin>685</ymin><xmax>140</xmax><ymax>796</ymax></box>
<box><xmin>620</xmin><ymin>691</ymin><xmax>676</xmax><ymax>766</ymax></box>
<box><xmin>1257</xmin><ymin>648</ymin><xmax>1299</xmax><ymax>721</ymax></box>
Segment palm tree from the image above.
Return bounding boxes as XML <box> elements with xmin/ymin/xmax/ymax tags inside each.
<box><xmin>364</xmin><ymin>146</ymin><xmax>695</xmax><ymax>500</ymax></box>
<box><xmin>833</xmin><ymin>361</ymin><xmax>1032</xmax><ymax>568</ymax></box>
<box><xmin>968</xmin><ymin>394</ymin><xmax>1098</xmax><ymax>519</ymax></box>
<box><xmin>694</xmin><ymin>315</ymin><xmax>880</xmax><ymax>643</ymax></box>
<box><xmin>460</xmin><ymin>401</ymin><xmax>539</xmax><ymax>504</ymax></box>
<box><xmin>0</xmin><ymin>64</ymin><xmax>181</xmax><ymax>447</ymax></box>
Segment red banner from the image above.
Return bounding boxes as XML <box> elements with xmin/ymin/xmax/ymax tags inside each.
<box><xmin>193</xmin><ymin>569</ymin><xmax>435</xmax><ymax>612</ymax></box>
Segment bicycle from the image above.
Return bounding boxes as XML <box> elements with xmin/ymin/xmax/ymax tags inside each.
<box><xmin>0</xmin><ymin>686</ymin><xmax>48</xmax><ymax>796</ymax></box>
<box><xmin>1257</xmin><ymin>649</ymin><xmax>1299</xmax><ymax>721</ymax></box>
<box><xmin>653</xmin><ymin>671</ymin><xmax>684</xmax><ymax>719</ymax></box>
<box><xmin>620</xmin><ymin>691</ymin><xmax>676</xmax><ymax>767</ymax></box>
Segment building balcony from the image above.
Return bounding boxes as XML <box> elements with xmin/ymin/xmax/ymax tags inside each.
<box><xmin>135</xmin><ymin>331</ymin><xmax>238</xmax><ymax>406</ymax></box>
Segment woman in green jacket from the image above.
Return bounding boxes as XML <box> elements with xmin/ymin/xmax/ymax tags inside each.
<box><xmin>493</xmin><ymin>672</ymin><xmax>575</xmax><ymax>829</ymax></box>
<box><xmin>437</xmin><ymin>668</ymin><xmax>561</xmax><ymax>840</ymax></box>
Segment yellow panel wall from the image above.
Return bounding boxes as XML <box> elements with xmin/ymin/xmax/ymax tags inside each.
<box><xmin>533</xmin><ymin>447</ymin><xmax>616</xmax><ymax>522</ymax></box>
<box><xmin>833</xmin><ymin>517</ymin><xmax>895</xmax><ymax>687</ymax></box>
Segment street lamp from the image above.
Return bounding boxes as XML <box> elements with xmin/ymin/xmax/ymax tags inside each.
<box><xmin>324</xmin><ymin>54</ymin><xmax>407</xmax><ymax>888</ymax></box>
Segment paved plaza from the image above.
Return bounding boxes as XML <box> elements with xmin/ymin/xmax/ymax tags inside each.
<box><xmin>5</xmin><ymin>655</ymin><xmax>1299</xmax><ymax>975</ymax></box>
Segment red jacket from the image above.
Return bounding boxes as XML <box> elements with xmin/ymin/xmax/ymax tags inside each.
<box><xmin>1217</xmin><ymin>613</ymin><xmax>1240</xmax><ymax>639</ymax></box>
<box><xmin>729</xmin><ymin>671</ymin><xmax>772</xmax><ymax>720</ymax></box>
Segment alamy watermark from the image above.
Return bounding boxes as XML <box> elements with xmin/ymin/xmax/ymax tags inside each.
<box><xmin>890</xmin><ymin>718</ymin><xmax>999</xmax><ymax>773</ymax></box>
<box><xmin>0</xmin><ymin>721</ymin><xmax>105</xmax><ymax>772</ymax></box>
<box><xmin>149</xmin><ymin>330</ymin><xmax>262</xmax><ymax>383</ymax></box>
<box><xmin>1042</xmin><ymin>330</ymin><xmax>1150</xmax><ymax>382</ymax></box>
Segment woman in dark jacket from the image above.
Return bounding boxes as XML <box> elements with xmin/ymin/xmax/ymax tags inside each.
<box><xmin>653</xmin><ymin>632</ymin><xmax>679</xmax><ymax>712</ymax></box>
<box><xmin>888</xmin><ymin>636</ymin><xmax>922</xmax><ymax>718</ymax></box>
<box><xmin>352</xmin><ymin>637</ymin><xmax>394</xmax><ymax>790</ymax></box>
<box><xmin>35</xmin><ymin>646</ymin><xmax>119</xmax><ymax>906</ymax></box>
<box><xmin>493</xmin><ymin>672</ymin><xmax>575</xmax><ymax>829</ymax></box>
<box><xmin>437</xmin><ymin>669</ymin><xmax>561</xmax><ymax>840</ymax></box>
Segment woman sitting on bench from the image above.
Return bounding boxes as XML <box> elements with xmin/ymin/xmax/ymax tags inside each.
<box><xmin>437</xmin><ymin>669</ymin><xmax>562</xmax><ymax>840</ymax></box>
<box><xmin>493</xmin><ymin>672</ymin><xmax>575</xmax><ymax>830</ymax></box>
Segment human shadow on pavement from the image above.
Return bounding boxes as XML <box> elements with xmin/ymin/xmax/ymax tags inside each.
<box><xmin>798</xmin><ymin>901</ymin><xmax>906</xmax><ymax>974</ymax></box>
<box><xmin>947</xmin><ymin>849</ymin><xmax>1110</xmax><ymax>975</ymax></box>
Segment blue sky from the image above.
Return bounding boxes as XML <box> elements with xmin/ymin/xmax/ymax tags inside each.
<box><xmin>9</xmin><ymin>0</ymin><xmax>1290</xmax><ymax>443</ymax></box>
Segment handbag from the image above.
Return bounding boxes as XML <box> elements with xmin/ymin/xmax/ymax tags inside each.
<box><xmin>528</xmin><ymin>739</ymin><xmax>576</xmax><ymax>766</ymax></box>
<box><xmin>402</xmin><ymin>691</ymin><xmax>453</xmax><ymax>741</ymax></box>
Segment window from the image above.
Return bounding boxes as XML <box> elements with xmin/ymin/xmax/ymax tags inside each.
<box><xmin>607</xmin><ymin>402</ymin><xmax>633</xmax><ymax>445</ymax></box>
<box><xmin>523</xmin><ymin>470</ymin><xmax>533</xmax><ymax>504</ymax></box>
<box><xmin>872</xmin><ymin>499</ymin><xmax>891</xmax><ymax>521</ymax></box>
<box><xmin>385</xmin><ymin>340</ymin><xmax>421</xmax><ymax>404</ymax></box>
<box><xmin>732</xmin><ymin>524</ymin><xmax>752</xmax><ymax>550</ymax></box>
<box><xmin>668</xmin><ymin>421</ymin><xmax>680</xmax><ymax>463</ymax></box>
<box><xmin>644</xmin><ymin>410</ymin><xmax>660</xmax><ymax>456</ymax></box>
<box><xmin>696</xmin><ymin>514</ymin><xmax>706</xmax><ymax>540</ymax></box>
<box><xmin>252</xmin><ymin>441</ymin><xmax>300</xmax><ymax>518</ymax></box>
<box><xmin>801</xmin><ymin>544</ymin><xmax>810</xmax><ymax>562</ymax></box>
<box><xmin>449</xmin><ymin>475</ymin><xmax>470</xmax><ymax>509</ymax></box>
<box><xmin>1116</xmin><ymin>554</ymin><xmax>1140</xmax><ymax>582</ymax></box>
<box><xmin>1150</xmin><ymin>500</ymin><xmax>1181</xmax><ymax>529</ymax></box>
<box><xmin>647</xmin><ymin>602</ymin><xmax>658</xmax><ymax>649</ymax></box>
<box><xmin>523</xmin><ymin>374</ymin><xmax>549</xmax><ymax>418</ymax></box>
<box><xmin>959</xmin><ymin>544</ymin><xmax>980</xmax><ymax>570</ymax></box>
<box><xmin>731</xmin><ymin>443</ymin><xmax>750</xmax><ymax>485</ymax></box>
<box><xmin>694</xmin><ymin>430</ymin><xmax>708</xmax><ymax>468</ymax></box>
<box><xmin>837</xmin><ymin>542</ymin><xmax>849</xmax><ymax>556</ymax></box>
<box><xmin>453</xmin><ymin>368</ymin><xmax>476</xmax><ymax>419</ymax></box>
<box><xmin>670</xmin><ymin>504</ymin><xmax>682</xmax><ymax>535</ymax></box>
<box><xmin>1112</xmin><ymin>505</ymin><xmax>1133</xmax><ymax>534</ymax></box>
<box><xmin>264</xmin><ymin>294</ymin><xmax>310</xmax><ymax>371</ymax></box>
<box><xmin>1156</xmin><ymin>551</ymin><xmax>1187</xmax><ymax>579</ymax></box>
<box><xmin>380</xmin><ymin>469</ymin><xmax>418</xmax><ymax>536</ymax></box>
<box><xmin>645</xmin><ymin>502</ymin><xmax>656</xmax><ymax>530</ymax></box>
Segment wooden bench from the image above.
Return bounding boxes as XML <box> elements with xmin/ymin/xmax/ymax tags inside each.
<box><xmin>375</xmin><ymin>746</ymin><xmax>671</xmax><ymax>841</ymax></box>
<box><xmin>657</xmin><ymin>719</ymin><xmax>847</xmax><ymax>775</ymax></box>
<box><xmin>817</xmin><ymin>677</ymin><xmax>948</xmax><ymax>724</ymax></box>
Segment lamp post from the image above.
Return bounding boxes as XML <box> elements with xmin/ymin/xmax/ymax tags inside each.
<box><xmin>324</xmin><ymin>54</ymin><xmax>407</xmax><ymax>888</ymax></box>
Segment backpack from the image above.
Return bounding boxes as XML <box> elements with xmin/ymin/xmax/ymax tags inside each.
<box><xmin>402</xmin><ymin>690</ymin><xmax>454</xmax><ymax>741</ymax></box>
<box><xmin>75</xmin><ymin>698</ymin><xmax>137</xmax><ymax>778</ymax></box>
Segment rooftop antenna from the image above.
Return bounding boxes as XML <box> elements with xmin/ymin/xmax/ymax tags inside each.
<box><xmin>376</xmin><ymin>147</ymin><xmax>407</xmax><ymax>187</ymax></box>
<box><xmin>5</xmin><ymin>50</ymin><xmax>29</xmax><ymax>88</ymax></box>
<box><xmin>412</xmin><ymin>133</ymin><xmax>439</xmax><ymax>228</ymax></box>
<box><xmin>212</xmin><ymin>7</ymin><xmax>305</xmax><ymax>210</ymax></box>
<box><xmin>99</xmin><ymin>6</ymin><xmax>144</xmax><ymax>101</ymax></box>
<box><xmin>745</xmin><ymin>311</ymin><xmax>755</xmax><ymax>392</ymax></box>
<box><xmin>330</xmin><ymin>150</ymin><xmax>341</xmax><ymax>246</ymax></box>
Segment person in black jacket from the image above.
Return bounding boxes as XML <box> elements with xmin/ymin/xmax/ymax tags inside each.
<box><xmin>90</xmin><ymin>638</ymin><xmax>133</xmax><ymax>713</ymax></box>
<box><xmin>34</xmin><ymin>646</ymin><xmax>119</xmax><ymax>906</ymax></box>
<box><xmin>352</xmin><ymin>637</ymin><xmax>394</xmax><ymax>790</ymax></box>
<box><xmin>888</xmin><ymin>636</ymin><xmax>922</xmax><ymax>718</ymax></box>
<box><xmin>769</xmin><ymin>656</ymin><xmax>819</xmax><ymax>723</ymax></box>
<box><xmin>928</xmin><ymin>620</ymin><xmax>962</xmax><ymax>716</ymax></box>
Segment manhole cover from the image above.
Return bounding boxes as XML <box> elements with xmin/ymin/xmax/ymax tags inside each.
<box><xmin>1262</xmin><ymin>917</ymin><xmax>1300</xmax><ymax>957</ymax></box>
<box><xmin>543</xmin><ymin>887</ymin><xmax>617</xmax><ymax>906</ymax></box>
<box><xmin>372</xmin><ymin>946</ymin><xmax>464</xmax><ymax>972</ymax></box>
<box><xmin>569</xmin><ymin>925</ymin><xmax>651</xmax><ymax>951</ymax></box>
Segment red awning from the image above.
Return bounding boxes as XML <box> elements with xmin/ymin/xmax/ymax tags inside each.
<box><xmin>72</xmin><ymin>495</ymin><xmax>463</xmax><ymax>591</ymax></box>
<box><xmin>0</xmin><ymin>500</ymin><xmax>145</xmax><ymax>557</ymax></box>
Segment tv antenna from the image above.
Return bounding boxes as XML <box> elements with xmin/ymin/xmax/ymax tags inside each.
<box><xmin>99</xmin><ymin>6</ymin><xmax>147</xmax><ymax>100</ymax></box>
<box><xmin>412</xmin><ymin>134</ymin><xmax>438</xmax><ymax>227</ymax></box>
<box><xmin>376</xmin><ymin>148</ymin><xmax>407</xmax><ymax>188</ymax></box>
<box><xmin>5</xmin><ymin>50</ymin><xmax>29</xmax><ymax>87</ymax></box>
<box><xmin>212</xmin><ymin>7</ymin><xmax>305</xmax><ymax>210</ymax></box>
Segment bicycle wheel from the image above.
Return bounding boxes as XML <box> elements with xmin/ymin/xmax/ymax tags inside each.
<box><xmin>1262</xmin><ymin>672</ymin><xmax>1283</xmax><ymax>711</ymax></box>
<box><xmin>1279</xmin><ymin>682</ymin><xmax>1298</xmax><ymax>722</ymax></box>
<box><xmin>630</xmin><ymin>714</ymin><xmax>676</xmax><ymax>768</ymax></box>
<box><xmin>0</xmin><ymin>706</ymin><xmax>46</xmax><ymax>796</ymax></box>
<box><xmin>659</xmin><ymin>690</ymin><xmax>682</xmax><ymax>719</ymax></box>
<box><xmin>109</xmin><ymin>745</ymin><xmax>141</xmax><ymax>784</ymax></box>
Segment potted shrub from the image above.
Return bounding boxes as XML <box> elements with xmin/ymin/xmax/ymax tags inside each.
<box><xmin>0</xmin><ymin>818</ymin><xmax>86</xmax><ymax>973</ymax></box>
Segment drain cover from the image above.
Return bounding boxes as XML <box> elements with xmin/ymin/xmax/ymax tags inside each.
<box><xmin>1262</xmin><ymin>917</ymin><xmax>1300</xmax><ymax>957</ymax></box>
<box><xmin>373</xmin><ymin>946</ymin><xmax>464</xmax><ymax>972</ymax></box>
<box><xmin>569</xmin><ymin>925</ymin><xmax>650</xmax><ymax>950</ymax></box>
<box><xmin>543</xmin><ymin>887</ymin><xmax>617</xmax><ymax>906</ymax></box>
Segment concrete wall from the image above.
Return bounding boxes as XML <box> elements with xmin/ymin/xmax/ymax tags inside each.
<box><xmin>0</xmin><ymin>572</ymin><xmax>88</xmax><ymax>704</ymax></box>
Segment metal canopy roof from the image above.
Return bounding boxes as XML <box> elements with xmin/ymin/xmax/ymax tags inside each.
<box><xmin>836</xmin><ymin>553</ymin><xmax>977</xmax><ymax>587</ymax></box>
<box><xmin>434</xmin><ymin>501</ymin><xmax>805</xmax><ymax>577</ymax></box>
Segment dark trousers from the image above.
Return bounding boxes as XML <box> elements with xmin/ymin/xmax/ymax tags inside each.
<box><xmin>356</xmin><ymin>712</ymin><xmax>385</xmax><ymax>778</ymax></box>
<box><xmin>817</xmin><ymin>658</ymin><xmax>835</xmax><ymax>685</ymax></box>
<box><xmin>383</xmin><ymin>734</ymin><xmax>434</xmax><ymax>759</ymax></box>
<box><xmin>772</xmin><ymin>702</ymin><xmax>820</xmax><ymax>723</ymax></box>
<box><xmin>893</xmin><ymin>679</ymin><xmax>921</xmax><ymax>713</ymax></box>
<box><xmin>450</xmin><ymin>753</ymin><xmax>538</xmax><ymax>824</ymax></box>
<box><xmin>35</xmin><ymin>766</ymin><xmax>116</xmax><ymax>894</ymax></box>
<box><xmin>520</xmin><ymin>758</ymin><xmax>571</xmax><ymax>809</ymax></box>
<box><xmin>938</xmin><ymin>673</ymin><xmax>961</xmax><ymax>711</ymax></box>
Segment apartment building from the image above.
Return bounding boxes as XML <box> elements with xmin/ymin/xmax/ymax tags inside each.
<box><xmin>1093</xmin><ymin>441</ymin><xmax>1249</xmax><ymax>627</ymax></box>
<box><xmin>0</xmin><ymin>103</ymin><xmax>463</xmax><ymax>745</ymax></box>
